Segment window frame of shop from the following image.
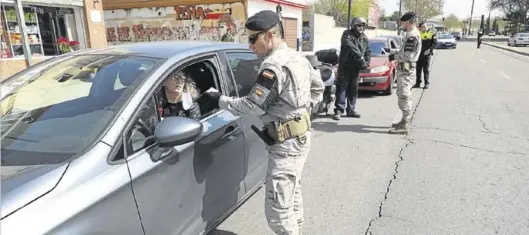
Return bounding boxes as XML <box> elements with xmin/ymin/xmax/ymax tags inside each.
<box><xmin>0</xmin><ymin>0</ymin><xmax>87</xmax><ymax>59</ymax></box>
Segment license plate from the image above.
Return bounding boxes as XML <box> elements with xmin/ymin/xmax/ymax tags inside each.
<box><xmin>358</xmin><ymin>78</ymin><xmax>364</xmax><ymax>83</ymax></box>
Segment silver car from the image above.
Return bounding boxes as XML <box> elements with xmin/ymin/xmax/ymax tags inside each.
<box><xmin>1</xmin><ymin>42</ymin><xmax>269</xmax><ymax>235</ymax></box>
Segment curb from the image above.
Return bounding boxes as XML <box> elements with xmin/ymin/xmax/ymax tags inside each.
<box><xmin>483</xmin><ymin>42</ymin><xmax>529</xmax><ymax>56</ymax></box>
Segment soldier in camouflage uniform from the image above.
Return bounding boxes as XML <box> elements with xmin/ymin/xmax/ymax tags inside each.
<box><xmin>202</xmin><ymin>10</ymin><xmax>324</xmax><ymax>235</ymax></box>
<box><xmin>386</xmin><ymin>12</ymin><xmax>421</xmax><ymax>135</ymax></box>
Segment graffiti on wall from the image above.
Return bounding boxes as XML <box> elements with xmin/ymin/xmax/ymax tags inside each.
<box><xmin>302</xmin><ymin>24</ymin><xmax>312</xmax><ymax>51</ymax></box>
<box><xmin>104</xmin><ymin>3</ymin><xmax>247</xmax><ymax>44</ymax></box>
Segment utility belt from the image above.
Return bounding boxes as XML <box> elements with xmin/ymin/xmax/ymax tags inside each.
<box><xmin>397</xmin><ymin>62</ymin><xmax>416</xmax><ymax>72</ymax></box>
<box><xmin>251</xmin><ymin>112</ymin><xmax>311</xmax><ymax>146</ymax></box>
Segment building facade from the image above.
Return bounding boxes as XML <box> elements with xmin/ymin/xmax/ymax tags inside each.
<box><xmin>0</xmin><ymin>0</ymin><xmax>107</xmax><ymax>81</ymax></box>
<box><xmin>103</xmin><ymin>0</ymin><xmax>307</xmax><ymax>50</ymax></box>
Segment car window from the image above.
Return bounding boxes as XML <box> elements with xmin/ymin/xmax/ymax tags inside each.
<box><xmin>1</xmin><ymin>55</ymin><xmax>161</xmax><ymax>166</ymax></box>
<box><xmin>439</xmin><ymin>34</ymin><xmax>453</xmax><ymax>39</ymax></box>
<box><xmin>126</xmin><ymin>97</ymin><xmax>159</xmax><ymax>154</ymax></box>
<box><xmin>369</xmin><ymin>41</ymin><xmax>386</xmax><ymax>57</ymax></box>
<box><xmin>519</xmin><ymin>33</ymin><xmax>529</xmax><ymax>37</ymax></box>
<box><xmin>225</xmin><ymin>52</ymin><xmax>263</xmax><ymax>96</ymax></box>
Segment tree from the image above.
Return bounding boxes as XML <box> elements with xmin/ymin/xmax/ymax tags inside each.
<box><xmin>388</xmin><ymin>11</ymin><xmax>400</xmax><ymax>21</ymax></box>
<box><xmin>443</xmin><ymin>14</ymin><xmax>463</xmax><ymax>29</ymax></box>
<box><xmin>488</xmin><ymin>0</ymin><xmax>529</xmax><ymax>32</ymax></box>
<box><xmin>312</xmin><ymin>0</ymin><xmax>375</xmax><ymax>27</ymax></box>
<box><xmin>402</xmin><ymin>0</ymin><xmax>444</xmax><ymax>22</ymax></box>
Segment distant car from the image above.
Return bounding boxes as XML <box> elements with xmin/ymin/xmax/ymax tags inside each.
<box><xmin>489</xmin><ymin>31</ymin><xmax>496</xmax><ymax>36</ymax></box>
<box><xmin>357</xmin><ymin>37</ymin><xmax>398</xmax><ymax>95</ymax></box>
<box><xmin>0</xmin><ymin>42</ymin><xmax>270</xmax><ymax>235</ymax></box>
<box><xmin>508</xmin><ymin>32</ymin><xmax>529</xmax><ymax>47</ymax></box>
<box><xmin>436</xmin><ymin>34</ymin><xmax>457</xmax><ymax>49</ymax></box>
<box><xmin>451</xmin><ymin>32</ymin><xmax>461</xmax><ymax>40</ymax></box>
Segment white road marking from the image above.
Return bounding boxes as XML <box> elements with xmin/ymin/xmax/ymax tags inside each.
<box><xmin>480</xmin><ymin>58</ymin><xmax>487</xmax><ymax>63</ymax></box>
<box><xmin>498</xmin><ymin>71</ymin><xmax>512</xmax><ymax>80</ymax></box>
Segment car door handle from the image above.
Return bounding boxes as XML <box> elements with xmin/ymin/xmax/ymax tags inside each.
<box><xmin>222</xmin><ymin>126</ymin><xmax>240</xmax><ymax>141</ymax></box>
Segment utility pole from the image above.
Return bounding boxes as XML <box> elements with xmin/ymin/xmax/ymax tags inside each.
<box><xmin>468</xmin><ymin>0</ymin><xmax>475</xmax><ymax>36</ymax></box>
<box><xmin>397</xmin><ymin>0</ymin><xmax>403</xmax><ymax>35</ymax></box>
<box><xmin>347</xmin><ymin>0</ymin><xmax>352</xmax><ymax>29</ymax></box>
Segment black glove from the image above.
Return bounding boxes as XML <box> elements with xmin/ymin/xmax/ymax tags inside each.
<box><xmin>388</xmin><ymin>54</ymin><xmax>395</xmax><ymax>61</ymax></box>
<box><xmin>383</xmin><ymin>47</ymin><xmax>391</xmax><ymax>53</ymax></box>
<box><xmin>202</xmin><ymin>91</ymin><xmax>221</xmax><ymax>109</ymax></box>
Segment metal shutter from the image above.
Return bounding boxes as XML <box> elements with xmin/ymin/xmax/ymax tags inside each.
<box><xmin>282</xmin><ymin>17</ymin><xmax>298</xmax><ymax>50</ymax></box>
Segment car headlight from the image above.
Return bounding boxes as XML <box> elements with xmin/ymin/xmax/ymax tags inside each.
<box><xmin>370</xmin><ymin>65</ymin><xmax>390</xmax><ymax>73</ymax></box>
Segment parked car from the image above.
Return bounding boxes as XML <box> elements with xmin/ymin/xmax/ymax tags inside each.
<box><xmin>436</xmin><ymin>34</ymin><xmax>457</xmax><ymax>49</ymax></box>
<box><xmin>358</xmin><ymin>37</ymin><xmax>398</xmax><ymax>95</ymax></box>
<box><xmin>488</xmin><ymin>31</ymin><xmax>496</xmax><ymax>36</ymax></box>
<box><xmin>0</xmin><ymin>42</ymin><xmax>270</xmax><ymax>235</ymax></box>
<box><xmin>508</xmin><ymin>32</ymin><xmax>529</xmax><ymax>46</ymax></box>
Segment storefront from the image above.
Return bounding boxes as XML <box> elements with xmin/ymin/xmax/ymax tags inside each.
<box><xmin>103</xmin><ymin>0</ymin><xmax>307</xmax><ymax>51</ymax></box>
<box><xmin>0</xmin><ymin>0</ymin><xmax>88</xmax><ymax>58</ymax></box>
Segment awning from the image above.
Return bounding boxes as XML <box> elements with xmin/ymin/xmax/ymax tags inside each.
<box><xmin>0</xmin><ymin>0</ymin><xmax>84</xmax><ymax>7</ymax></box>
<box><xmin>103</xmin><ymin>0</ymin><xmax>245</xmax><ymax>10</ymax></box>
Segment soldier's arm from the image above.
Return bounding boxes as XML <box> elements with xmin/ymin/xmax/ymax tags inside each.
<box><xmin>218</xmin><ymin>64</ymin><xmax>282</xmax><ymax>116</ymax></box>
<box><xmin>310</xmin><ymin>66</ymin><xmax>324</xmax><ymax>104</ymax></box>
<box><xmin>394</xmin><ymin>35</ymin><xmax>420</xmax><ymax>62</ymax></box>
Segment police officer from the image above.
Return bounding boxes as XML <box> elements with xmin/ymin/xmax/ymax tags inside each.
<box><xmin>414</xmin><ymin>22</ymin><xmax>436</xmax><ymax>89</ymax></box>
<box><xmin>386</xmin><ymin>12</ymin><xmax>421</xmax><ymax>135</ymax></box>
<box><xmin>202</xmin><ymin>10</ymin><xmax>324</xmax><ymax>235</ymax></box>
<box><xmin>333</xmin><ymin>17</ymin><xmax>371</xmax><ymax>120</ymax></box>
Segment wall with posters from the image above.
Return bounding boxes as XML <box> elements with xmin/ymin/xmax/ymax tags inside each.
<box><xmin>103</xmin><ymin>2</ymin><xmax>247</xmax><ymax>44</ymax></box>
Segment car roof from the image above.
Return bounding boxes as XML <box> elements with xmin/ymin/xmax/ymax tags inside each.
<box><xmin>78</xmin><ymin>41</ymin><xmax>249</xmax><ymax>59</ymax></box>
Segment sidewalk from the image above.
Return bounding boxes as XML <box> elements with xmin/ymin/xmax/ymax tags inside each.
<box><xmin>482</xmin><ymin>41</ymin><xmax>529</xmax><ymax>56</ymax></box>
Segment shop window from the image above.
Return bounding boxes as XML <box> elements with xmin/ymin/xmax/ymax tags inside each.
<box><xmin>0</xmin><ymin>5</ymin><xmax>79</xmax><ymax>58</ymax></box>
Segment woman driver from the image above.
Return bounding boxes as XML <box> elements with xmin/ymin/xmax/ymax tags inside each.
<box><xmin>159</xmin><ymin>71</ymin><xmax>201</xmax><ymax>119</ymax></box>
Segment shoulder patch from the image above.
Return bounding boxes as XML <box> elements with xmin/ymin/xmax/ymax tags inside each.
<box><xmin>404</xmin><ymin>36</ymin><xmax>419</xmax><ymax>52</ymax></box>
<box><xmin>256</xmin><ymin>69</ymin><xmax>278</xmax><ymax>90</ymax></box>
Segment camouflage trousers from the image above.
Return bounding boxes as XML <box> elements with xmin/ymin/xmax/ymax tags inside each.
<box><xmin>396</xmin><ymin>69</ymin><xmax>415</xmax><ymax>120</ymax></box>
<box><xmin>265</xmin><ymin>131</ymin><xmax>311</xmax><ymax>235</ymax></box>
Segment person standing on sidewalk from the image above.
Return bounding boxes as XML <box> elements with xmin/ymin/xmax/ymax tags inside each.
<box><xmin>202</xmin><ymin>10</ymin><xmax>324</xmax><ymax>235</ymax></box>
<box><xmin>385</xmin><ymin>12</ymin><xmax>421</xmax><ymax>135</ymax></box>
<box><xmin>477</xmin><ymin>30</ymin><xmax>484</xmax><ymax>48</ymax></box>
<box><xmin>414</xmin><ymin>22</ymin><xmax>436</xmax><ymax>89</ymax></box>
<box><xmin>333</xmin><ymin>17</ymin><xmax>371</xmax><ymax>120</ymax></box>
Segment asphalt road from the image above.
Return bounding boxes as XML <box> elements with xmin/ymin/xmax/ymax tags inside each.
<box><xmin>213</xmin><ymin>42</ymin><xmax>529</xmax><ymax>235</ymax></box>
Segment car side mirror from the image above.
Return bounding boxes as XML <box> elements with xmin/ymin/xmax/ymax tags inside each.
<box><xmin>154</xmin><ymin>117</ymin><xmax>203</xmax><ymax>148</ymax></box>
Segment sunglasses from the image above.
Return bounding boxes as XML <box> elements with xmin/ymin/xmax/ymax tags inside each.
<box><xmin>248</xmin><ymin>31</ymin><xmax>266</xmax><ymax>44</ymax></box>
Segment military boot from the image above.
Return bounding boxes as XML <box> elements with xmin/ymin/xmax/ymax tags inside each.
<box><xmin>391</xmin><ymin>119</ymin><xmax>405</xmax><ymax>128</ymax></box>
<box><xmin>389</xmin><ymin>119</ymin><xmax>410</xmax><ymax>135</ymax></box>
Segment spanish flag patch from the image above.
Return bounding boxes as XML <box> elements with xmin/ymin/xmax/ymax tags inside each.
<box><xmin>255</xmin><ymin>87</ymin><xmax>264</xmax><ymax>96</ymax></box>
<box><xmin>262</xmin><ymin>70</ymin><xmax>274</xmax><ymax>79</ymax></box>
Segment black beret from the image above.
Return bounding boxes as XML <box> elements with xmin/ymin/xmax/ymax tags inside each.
<box><xmin>245</xmin><ymin>10</ymin><xmax>280</xmax><ymax>31</ymax></box>
<box><xmin>400</xmin><ymin>12</ymin><xmax>416</xmax><ymax>21</ymax></box>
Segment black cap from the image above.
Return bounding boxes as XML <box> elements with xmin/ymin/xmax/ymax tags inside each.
<box><xmin>418</xmin><ymin>21</ymin><xmax>426</xmax><ymax>27</ymax></box>
<box><xmin>245</xmin><ymin>10</ymin><xmax>280</xmax><ymax>31</ymax></box>
<box><xmin>400</xmin><ymin>12</ymin><xmax>416</xmax><ymax>22</ymax></box>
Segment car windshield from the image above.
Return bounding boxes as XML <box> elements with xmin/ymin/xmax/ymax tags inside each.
<box><xmin>439</xmin><ymin>34</ymin><xmax>454</xmax><ymax>39</ymax></box>
<box><xmin>369</xmin><ymin>41</ymin><xmax>387</xmax><ymax>57</ymax></box>
<box><xmin>1</xmin><ymin>54</ymin><xmax>162</xmax><ymax>166</ymax></box>
<box><xmin>518</xmin><ymin>33</ymin><xmax>529</xmax><ymax>37</ymax></box>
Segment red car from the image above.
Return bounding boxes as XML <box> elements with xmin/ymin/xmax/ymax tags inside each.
<box><xmin>358</xmin><ymin>37</ymin><xmax>398</xmax><ymax>95</ymax></box>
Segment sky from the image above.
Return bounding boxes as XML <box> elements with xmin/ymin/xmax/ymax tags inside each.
<box><xmin>377</xmin><ymin>0</ymin><xmax>504</xmax><ymax>19</ymax></box>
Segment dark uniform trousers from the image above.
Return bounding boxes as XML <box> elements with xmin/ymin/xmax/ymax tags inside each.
<box><xmin>416</xmin><ymin>55</ymin><xmax>431</xmax><ymax>85</ymax></box>
<box><xmin>335</xmin><ymin>70</ymin><xmax>360</xmax><ymax>114</ymax></box>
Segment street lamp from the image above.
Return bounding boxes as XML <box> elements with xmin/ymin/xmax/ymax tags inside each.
<box><xmin>347</xmin><ymin>0</ymin><xmax>352</xmax><ymax>29</ymax></box>
<box><xmin>468</xmin><ymin>0</ymin><xmax>475</xmax><ymax>36</ymax></box>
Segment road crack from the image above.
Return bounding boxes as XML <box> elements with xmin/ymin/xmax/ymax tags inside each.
<box><xmin>478</xmin><ymin>115</ymin><xmax>492</xmax><ymax>133</ymax></box>
<box><xmin>410</xmin><ymin>138</ymin><xmax>529</xmax><ymax>156</ymax></box>
<box><xmin>365</xmin><ymin>57</ymin><xmax>431</xmax><ymax>234</ymax></box>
